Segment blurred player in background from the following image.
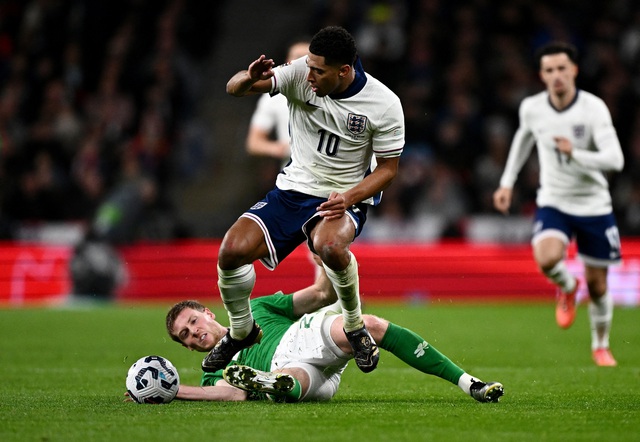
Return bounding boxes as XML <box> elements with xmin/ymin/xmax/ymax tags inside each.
<box><xmin>245</xmin><ymin>39</ymin><xmax>310</xmax><ymax>164</ymax></box>
<box><xmin>493</xmin><ymin>42</ymin><xmax>624</xmax><ymax>367</ymax></box>
<box><xmin>165</xmin><ymin>257</ymin><xmax>504</xmax><ymax>403</ymax></box>
<box><xmin>204</xmin><ymin>26</ymin><xmax>405</xmax><ymax>375</ymax></box>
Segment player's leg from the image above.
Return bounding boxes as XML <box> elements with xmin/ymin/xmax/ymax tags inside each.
<box><xmin>223</xmin><ymin>363</ymin><xmax>341</xmax><ymax>402</ymax></box>
<box><xmin>371</xmin><ymin>317</ymin><xmax>504</xmax><ymax>402</ymax></box>
<box><xmin>202</xmin><ymin>218</ymin><xmax>268</xmax><ymax>372</ymax></box>
<box><xmin>584</xmin><ymin>265</ymin><xmax>616</xmax><ymax>366</ymax></box>
<box><xmin>217</xmin><ymin>217</ymin><xmax>269</xmax><ymax>337</ymax></box>
<box><xmin>576</xmin><ymin>215</ymin><xmax>621</xmax><ymax>367</ymax></box>
<box><xmin>330</xmin><ymin>315</ymin><xmax>503</xmax><ymax>402</ymax></box>
<box><xmin>532</xmin><ymin>207</ymin><xmax>578</xmax><ymax>328</ymax></box>
<box><xmin>264</xmin><ymin>310</ymin><xmax>349</xmax><ymax>402</ymax></box>
<box><xmin>311</xmin><ymin>216</ymin><xmax>379</xmax><ymax>373</ymax></box>
<box><xmin>223</xmin><ymin>365</ymin><xmax>303</xmax><ymax>401</ymax></box>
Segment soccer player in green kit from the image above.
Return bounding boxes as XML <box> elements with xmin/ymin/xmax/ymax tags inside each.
<box><xmin>166</xmin><ymin>257</ymin><xmax>504</xmax><ymax>403</ymax></box>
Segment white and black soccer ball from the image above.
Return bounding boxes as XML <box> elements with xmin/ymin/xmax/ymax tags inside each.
<box><xmin>126</xmin><ymin>355</ymin><xmax>180</xmax><ymax>404</ymax></box>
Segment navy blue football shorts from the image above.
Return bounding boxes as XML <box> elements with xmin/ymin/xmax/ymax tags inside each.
<box><xmin>241</xmin><ymin>187</ymin><xmax>368</xmax><ymax>270</ymax></box>
<box><xmin>532</xmin><ymin>206</ymin><xmax>622</xmax><ymax>267</ymax></box>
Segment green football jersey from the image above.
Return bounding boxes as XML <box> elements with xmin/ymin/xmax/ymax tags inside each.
<box><xmin>201</xmin><ymin>292</ymin><xmax>296</xmax><ymax>389</ymax></box>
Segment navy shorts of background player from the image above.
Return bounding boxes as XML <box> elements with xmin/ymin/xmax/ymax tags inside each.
<box><xmin>533</xmin><ymin>206</ymin><xmax>622</xmax><ymax>265</ymax></box>
<box><xmin>241</xmin><ymin>187</ymin><xmax>368</xmax><ymax>270</ymax></box>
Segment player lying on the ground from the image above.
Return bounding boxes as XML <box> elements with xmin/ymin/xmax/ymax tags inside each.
<box><xmin>163</xmin><ymin>257</ymin><xmax>504</xmax><ymax>403</ymax></box>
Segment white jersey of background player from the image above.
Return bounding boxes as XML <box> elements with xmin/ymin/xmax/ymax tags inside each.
<box><xmin>246</xmin><ymin>40</ymin><xmax>310</xmax><ymax>165</ymax></box>
<box><xmin>499</xmin><ymin>89</ymin><xmax>624</xmax><ymax>215</ymax></box>
<box><xmin>271</xmin><ymin>55</ymin><xmax>404</xmax><ymax>204</ymax></box>
<box><xmin>249</xmin><ymin>94</ymin><xmax>290</xmax><ymax>160</ymax></box>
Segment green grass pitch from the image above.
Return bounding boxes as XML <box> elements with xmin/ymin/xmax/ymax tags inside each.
<box><xmin>1</xmin><ymin>301</ymin><xmax>638</xmax><ymax>442</ymax></box>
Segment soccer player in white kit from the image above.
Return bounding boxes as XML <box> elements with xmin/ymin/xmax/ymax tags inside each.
<box><xmin>202</xmin><ymin>26</ymin><xmax>405</xmax><ymax>374</ymax></box>
<box><xmin>493</xmin><ymin>42</ymin><xmax>625</xmax><ymax>367</ymax></box>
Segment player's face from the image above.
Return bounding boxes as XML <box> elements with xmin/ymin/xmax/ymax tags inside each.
<box><xmin>172</xmin><ymin>307</ymin><xmax>220</xmax><ymax>352</ymax></box>
<box><xmin>539</xmin><ymin>53</ymin><xmax>577</xmax><ymax>98</ymax></box>
<box><xmin>306</xmin><ymin>53</ymin><xmax>346</xmax><ymax>97</ymax></box>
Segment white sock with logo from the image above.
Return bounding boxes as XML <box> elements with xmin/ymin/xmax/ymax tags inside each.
<box><xmin>322</xmin><ymin>252</ymin><xmax>363</xmax><ymax>332</ymax></box>
<box><xmin>217</xmin><ymin>264</ymin><xmax>256</xmax><ymax>339</ymax></box>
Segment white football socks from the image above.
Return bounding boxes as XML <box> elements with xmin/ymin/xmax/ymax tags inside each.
<box><xmin>457</xmin><ymin>373</ymin><xmax>476</xmax><ymax>395</ymax></box>
<box><xmin>217</xmin><ymin>264</ymin><xmax>256</xmax><ymax>339</ymax></box>
<box><xmin>544</xmin><ymin>261</ymin><xmax>576</xmax><ymax>293</ymax></box>
<box><xmin>589</xmin><ymin>291</ymin><xmax>613</xmax><ymax>350</ymax></box>
<box><xmin>322</xmin><ymin>251</ymin><xmax>363</xmax><ymax>332</ymax></box>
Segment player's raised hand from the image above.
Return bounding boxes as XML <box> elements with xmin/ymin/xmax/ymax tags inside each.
<box><xmin>248</xmin><ymin>55</ymin><xmax>276</xmax><ymax>81</ymax></box>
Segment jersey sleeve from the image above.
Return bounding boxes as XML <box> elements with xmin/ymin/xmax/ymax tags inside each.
<box><xmin>499</xmin><ymin>99</ymin><xmax>536</xmax><ymax>188</ymax></box>
<box><xmin>571</xmin><ymin>99</ymin><xmax>624</xmax><ymax>172</ymax></box>
<box><xmin>271</xmin><ymin>56</ymin><xmax>307</xmax><ymax>99</ymax></box>
<box><xmin>201</xmin><ymin>370</ymin><xmax>224</xmax><ymax>387</ymax></box>
<box><xmin>372</xmin><ymin>98</ymin><xmax>405</xmax><ymax>158</ymax></box>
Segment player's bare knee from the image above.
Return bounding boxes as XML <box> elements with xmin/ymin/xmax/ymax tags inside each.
<box><xmin>363</xmin><ymin>315</ymin><xmax>389</xmax><ymax>341</ymax></box>
<box><xmin>218</xmin><ymin>241</ymin><xmax>252</xmax><ymax>269</ymax></box>
<box><xmin>536</xmin><ymin>254</ymin><xmax>562</xmax><ymax>272</ymax></box>
<box><xmin>533</xmin><ymin>240</ymin><xmax>565</xmax><ymax>270</ymax></box>
<box><xmin>314</xmin><ymin>242</ymin><xmax>350</xmax><ymax>270</ymax></box>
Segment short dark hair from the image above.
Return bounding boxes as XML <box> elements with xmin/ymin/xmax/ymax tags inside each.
<box><xmin>309</xmin><ymin>26</ymin><xmax>357</xmax><ymax>67</ymax></box>
<box><xmin>535</xmin><ymin>41</ymin><xmax>578</xmax><ymax>68</ymax></box>
<box><xmin>166</xmin><ymin>300</ymin><xmax>206</xmax><ymax>343</ymax></box>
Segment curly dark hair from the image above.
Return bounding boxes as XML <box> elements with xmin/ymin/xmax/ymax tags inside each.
<box><xmin>309</xmin><ymin>26</ymin><xmax>357</xmax><ymax>67</ymax></box>
<box><xmin>165</xmin><ymin>300</ymin><xmax>206</xmax><ymax>343</ymax></box>
<box><xmin>535</xmin><ymin>41</ymin><xmax>578</xmax><ymax>68</ymax></box>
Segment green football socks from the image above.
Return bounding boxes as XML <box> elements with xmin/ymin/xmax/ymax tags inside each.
<box><xmin>380</xmin><ymin>322</ymin><xmax>464</xmax><ymax>385</ymax></box>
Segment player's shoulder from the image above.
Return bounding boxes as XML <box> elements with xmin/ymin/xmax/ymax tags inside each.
<box><xmin>521</xmin><ymin>90</ymin><xmax>547</xmax><ymax>108</ymax></box>
<box><xmin>364</xmin><ymin>73</ymin><xmax>400</xmax><ymax>99</ymax></box>
<box><xmin>273</xmin><ymin>57</ymin><xmax>309</xmax><ymax>86</ymax></box>
<box><xmin>576</xmin><ymin>89</ymin><xmax>608</xmax><ymax>108</ymax></box>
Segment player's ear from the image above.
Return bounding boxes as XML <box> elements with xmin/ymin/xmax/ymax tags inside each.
<box><xmin>338</xmin><ymin>64</ymin><xmax>351</xmax><ymax>78</ymax></box>
<box><xmin>204</xmin><ymin>307</ymin><xmax>215</xmax><ymax>320</ymax></box>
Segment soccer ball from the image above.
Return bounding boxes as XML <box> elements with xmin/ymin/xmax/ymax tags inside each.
<box><xmin>126</xmin><ymin>355</ymin><xmax>180</xmax><ymax>404</ymax></box>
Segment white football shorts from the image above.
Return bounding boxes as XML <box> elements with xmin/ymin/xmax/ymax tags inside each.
<box><xmin>270</xmin><ymin>304</ymin><xmax>350</xmax><ymax>401</ymax></box>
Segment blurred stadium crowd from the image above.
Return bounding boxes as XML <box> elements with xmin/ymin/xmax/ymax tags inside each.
<box><xmin>0</xmin><ymin>0</ymin><xmax>218</xmax><ymax>242</ymax></box>
<box><xmin>1</xmin><ymin>0</ymin><xmax>639</xmax><ymax>244</ymax></box>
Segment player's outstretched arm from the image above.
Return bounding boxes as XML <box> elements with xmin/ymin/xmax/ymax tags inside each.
<box><xmin>226</xmin><ymin>55</ymin><xmax>275</xmax><ymax>97</ymax></box>
<box><xmin>175</xmin><ymin>383</ymin><xmax>247</xmax><ymax>401</ymax></box>
<box><xmin>291</xmin><ymin>254</ymin><xmax>338</xmax><ymax>316</ymax></box>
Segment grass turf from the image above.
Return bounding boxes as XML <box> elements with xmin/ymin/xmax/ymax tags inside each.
<box><xmin>1</xmin><ymin>301</ymin><xmax>638</xmax><ymax>442</ymax></box>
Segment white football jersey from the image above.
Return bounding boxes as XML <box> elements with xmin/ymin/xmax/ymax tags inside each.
<box><xmin>250</xmin><ymin>93</ymin><xmax>290</xmax><ymax>145</ymax></box>
<box><xmin>249</xmin><ymin>93</ymin><xmax>291</xmax><ymax>168</ymax></box>
<box><xmin>270</xmin><ymin>56</ymin><xmax>404</xmax><ymax>205</ymax></box>
<box><xmin>500</xmin><ymin>89</ymin><xmax>624</xmax><ymax>216</ymax></box>
<box><xmin>250</xmin><ymin>94</ymin><xmax>289</xmax><ymax>144</ymax></box>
